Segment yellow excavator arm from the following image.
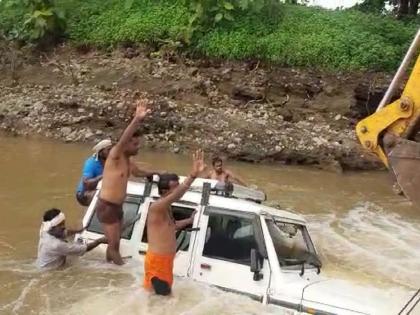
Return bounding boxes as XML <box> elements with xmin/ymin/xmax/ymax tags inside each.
<box><xmin>356</xmin><ymin>53</ymin><xmax>420</xmax><ymax>166</ymax></box>
<box><xmin>356</xmin><ymin>29</ymin><xmax>420</xmax><ymax>206</ymax></box>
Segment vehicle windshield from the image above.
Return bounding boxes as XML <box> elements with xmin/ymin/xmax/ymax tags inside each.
<box><xmin>265</xmin><ymin>218</ymin><xmax>320</xmax><ymax>270</ymax></box>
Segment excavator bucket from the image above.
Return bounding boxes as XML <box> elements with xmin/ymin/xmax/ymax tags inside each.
<box><xmin>388</xmin><ymin>139</ymin><xmax>420</xmax><ymax>206</ymax></box>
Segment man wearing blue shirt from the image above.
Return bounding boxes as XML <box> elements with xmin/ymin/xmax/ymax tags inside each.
<box><xmin>76</xmin><ymin>139</ymin><xmax>162</xmax><ymax>207</ymax></box>
<box><xmin>76</xmin><ymin>139</ymin><xmax>113</xmax><ymax>206</ymax></box>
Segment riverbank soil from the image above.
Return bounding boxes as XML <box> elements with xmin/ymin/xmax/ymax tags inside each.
<box><xmin>0</xmin><ymin>45</ymin><xmax>392</xmax><ymax>170</ymax></box>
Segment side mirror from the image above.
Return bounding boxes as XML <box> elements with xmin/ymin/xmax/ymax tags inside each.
<box><xmin>250</xmin><ymin>248</ymin><xmax>263</xmax><ymax>281</ymax></box>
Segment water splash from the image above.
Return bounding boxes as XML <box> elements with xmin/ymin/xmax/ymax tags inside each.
<box><xmin>305</xmin><ymin>202</ymin><xmax>420</xmax><ymax>290</ymax></box>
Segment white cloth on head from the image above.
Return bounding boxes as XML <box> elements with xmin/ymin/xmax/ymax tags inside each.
<box><xmin>92</xmin><ymin>139</ymin><xmax>112</xmax><ymax>160</ymax></box>
<box><xmin>39</xmin><ymin>212</ymin><xmax>65</xmax><ymax>236</ymax></box>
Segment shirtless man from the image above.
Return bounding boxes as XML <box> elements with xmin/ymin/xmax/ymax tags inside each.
<box><xmin>144</xmin><ymin>149</ymin><xmax>205</xmax><ymax>295</ymax></box>
<box><xmin>205</xmin><ymin>156</ymin><xmax>247</xmax><ymax>186</ymax></box>
<box><xmin>94</xmin><ymin>99</ymin><xmax>151</xmax><ymax>265</ymax></box>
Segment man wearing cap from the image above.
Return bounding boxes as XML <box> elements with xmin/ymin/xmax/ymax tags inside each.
<box><xmin>36</xmin><ymin>208</ymin><xmax>107</xmax><ymax>270</ymax></box>
<box><xmin>75</xmin><ymin>139</ymin><xmax>113</xmax><ymax>206</ymax></box>
<box><xmin>76</xmin><ymin>139</ymin><xmax>162</xmax><ymax>207</ymax></box>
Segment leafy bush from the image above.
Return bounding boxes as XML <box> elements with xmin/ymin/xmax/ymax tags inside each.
<box><xmin>185</xmin><ymin>0</ymin><xmax>280</xmax><ymax>27</ymax></box>
<box><xmin>0</xmin><ymin>0</ymin><xmax>65</xmax><ymax>43</ymax></box>
<box><xmin>0</xmin><ymin>0</ymin><xmax>417</xmax><ymax>71</ymax></box>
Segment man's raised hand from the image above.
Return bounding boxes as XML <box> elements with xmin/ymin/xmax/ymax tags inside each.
<box><xmin>191</xmin><ymin>149</ymin><xmax>205</xmax><ymax>178</ymax></box>
<box><xmin>135</xmin><ymin>99</ymin><xmax>151</xmax><ymax>120</ymax></box>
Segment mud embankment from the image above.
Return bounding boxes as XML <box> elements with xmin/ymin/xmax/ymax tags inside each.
<box><xmin>0</xmin><ymin>45</ymin><xmax>389</xmax><ymax>170</ymax></box>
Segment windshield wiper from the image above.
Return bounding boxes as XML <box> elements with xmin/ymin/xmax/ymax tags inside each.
<box><xmin>279</xmin><ymin>256</ymin><xmax>321</xmax><ymax>276</ymax></box>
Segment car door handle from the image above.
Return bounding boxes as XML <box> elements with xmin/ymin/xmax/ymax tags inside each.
<box><xmin>185</xmin><ymin>227</ymin><xmax>200</xmax><ymax>232</ymax></box>
<box><xmin>200</xmin><ymin>263</ymin><xmax>211</xmax><ymax>270</ymax></box>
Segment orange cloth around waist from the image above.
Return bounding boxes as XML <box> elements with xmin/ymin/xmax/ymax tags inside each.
<box><xmin>143</xmin><ymin>251</ymin><xmax>175</xmax><ymax>290</ymax></box>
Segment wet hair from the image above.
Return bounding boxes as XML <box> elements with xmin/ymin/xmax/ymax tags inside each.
<box><xmin>158</xmin><ymin>173</ymin><xmax>179</xmax><ymax>195</ymax></box>
<box><xmin>43</xmin><ymin>208</ymin><xmax>61</xmax><ymax>222</ymax></box>
<box><xmin>212</xmin><ymin>156</ymin><xmax>223</xmax><ymax>166</ymax></box>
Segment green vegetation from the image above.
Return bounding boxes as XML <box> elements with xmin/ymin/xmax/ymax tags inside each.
<box><xmin>0</xmin><ymin>0</ymin><xmax>65</xmax><ymax>43</ymax></box>
<box><xmin>0</xmin><ymin>0</ymin><xmax>418</xmax><ymax>71</ymax></box>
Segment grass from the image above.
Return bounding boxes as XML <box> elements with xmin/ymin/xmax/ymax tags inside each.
<box><xmin>0</xmin><ymin>0</ymin><xmax>418</xmax><ymax>71</ymax></box>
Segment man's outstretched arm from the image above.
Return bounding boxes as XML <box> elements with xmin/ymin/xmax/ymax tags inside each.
<box><xmin>110</xmin><ymin>99</ymin><xmax>151</xmax><ymax>157</ymax></box>
<box><xmin>150</xmin><ymin>149</ymin><xmax>205</xmax><ymax>214</ymax></box>
<box><xmin>175</xmin><ymin>210</ymin><xmax>196</xmax><ymax>231</ymax></box>
<box><xmin>227</xmin><ymin>170</ymin><xmax>247</xmax><ymax>186</ymax></box>
<box><xmin>130</xmin><ymin>162</ymin><xmax>163</xmax><ymax>178</ymax></box>
<box><xmin>83</xmin><ymin>175</ymin><xmax>102</xmax><ymax>190</ymax></box>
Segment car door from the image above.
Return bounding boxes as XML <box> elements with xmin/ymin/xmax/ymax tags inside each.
<box><xmin>82</xmin><ymin>192</ymin><xmax>145</xmax><ymax>259</ymax></box>
<box><xmin>190</xmin><ymin>206</ymin><xmax>270</xmax><ymax>302</ymax></box>
<box><xmin>137</xmin><ymin>200</ymin><xmax>201</xmax><ymax>277</ymax></box>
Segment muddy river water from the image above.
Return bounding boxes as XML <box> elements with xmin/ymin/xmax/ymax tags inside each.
<box><xmin>0</xmin><ymin>136</ymin><xmax>419</xmax><ymax>315</ymax></box>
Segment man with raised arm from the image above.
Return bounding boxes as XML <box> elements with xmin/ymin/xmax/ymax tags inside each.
<box><xmin>93</xmin><ymin>99</ymin><xmax>151</xmax><ymax>265</ymax></box>
<box><xmin>144</xmin><ymin>149</ymin><xmax>205</xmax><ymax>295</ymax></box>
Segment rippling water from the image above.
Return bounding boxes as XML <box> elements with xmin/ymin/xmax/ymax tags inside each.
<box><xmin>0</xmin><ymin>136</ymin><xmax>419</xmax><ymax>314</ymax></box>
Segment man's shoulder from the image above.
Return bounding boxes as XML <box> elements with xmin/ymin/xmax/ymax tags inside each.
<box><xmin>87</xmin><ymin>156</ymin><xmax>104</xmax><ymax>168</ymax></box>
<box><xmin>149</xmin><ymin>199</ymin><xmax>170</xmax><ymax>214</ymax></box>
<box><xmin>224</xmin><ymin>169</ymin><xmax>234</xmax><ymax>175</ymax></box>
<box><xmin>84</xmin><ymin>156</ymin><xmax>97</xmax><ymax>166</ymax></box>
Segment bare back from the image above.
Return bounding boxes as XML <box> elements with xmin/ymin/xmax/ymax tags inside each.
<box><xmin>99</xmin><ymin>150</ymin><xmax>130</xmax><ymax>205</ymax></box>
<box><xmin>147</xmin><ymin>202</ymin><xmax>177</xmax><ymax>254</ymax></box>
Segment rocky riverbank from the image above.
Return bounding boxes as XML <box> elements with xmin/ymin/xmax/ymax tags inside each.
<box><xmin>0</xmin><ymin>45</ymin><xmax>389</xmax><ymax>171</ymax></box>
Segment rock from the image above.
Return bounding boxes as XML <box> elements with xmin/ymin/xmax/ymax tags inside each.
<box><xmin>324</xmin><ymin>84</ymin><xmax>338</xmax><ymax>96</ymax></box>
<box><xmin>60</xmin><ymin>127</ymin><xmax>72</xmax><ymax>136</ymax></box>
<box><xmin>84</xmin><ymin>129</ymin><xmax>94</xmax><ymax>140</ymax></box>
<box><xmin>221</xmin><ymin>68</ymin><xmax>231</xmax><ymax>75</ymax></box>
<box><xmin>313</xmin><ymin>137</ymin><xmax>326</xmax><ymax>146</ymax></box>
<box><xmin>77</xmin><ymin>108</ymin><xmax>86</xmax><ymax>113</ymax></box>
<box><xmin>232</xmin><ymin>85</ymin><xmax>264</xmax><ymax>101</ymax></box>
<box><xmin>123</xmin><ymin>47</ymin><xmax>140</xmax><ymax>59</ymax></box>
<box><xmin>33</xmin><ymin>101</ymin><xmax>44</xmax><ymax>112</ymax></box>
<box><xmin>72</xmin><ymin>116</ymin><xmax>88</xmax><ymax>124</ymax></box>
<box><xmin>173</xmin><ymin>147</ymin><xmax>180</xmax><ymax>154</ymax></box>
<box><xmin>189</xmin><ymin>67</ymin><xmax>199</xmax><ymax>76</ymax></box>
<box><xmin>227</xmin><ymin>143</ymin><xmax>236</xmax><ymax>150</ymax></box>
<box><xmin>96</xmin><ymin>130</ymin><xmax>104</xmax><ymax>136</ymax></box>
<box><xmin>168</xmin><ymin>101</ymin><xmax>177</xmax><ymax>109</ymax></box>
<box><xmin>65</xmin><ymin>131</ymin><xmax>77</xmax><ymax>142</ymax></box>
<box><xmin>334</xmin><ymin>114</ymin><xmax>342</xmax><ymax>121</ymax></box>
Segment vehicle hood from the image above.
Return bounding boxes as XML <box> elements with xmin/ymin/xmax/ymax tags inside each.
<box><xmin>302</xmin><ymin>279</ymin><xmax>410</xmax><ymax>315</ymax></box>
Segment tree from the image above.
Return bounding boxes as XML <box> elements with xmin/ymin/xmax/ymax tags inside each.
<box><xmin>354</xmin><ymin>0</ymin><xmax>418</xmax><ymax>17</ymax></box>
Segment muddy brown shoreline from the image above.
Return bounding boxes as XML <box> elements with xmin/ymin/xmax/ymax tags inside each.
<box><xmin>0</xmin><ymin>45</ymin><xmax>388</xmax><ymax>171</ymax></box>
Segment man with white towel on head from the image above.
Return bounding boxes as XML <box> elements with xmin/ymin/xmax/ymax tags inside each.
<box><xmin>36</xmin><ymin>208</ymin><xmax>107</xmax><ymax>270</ymax></box>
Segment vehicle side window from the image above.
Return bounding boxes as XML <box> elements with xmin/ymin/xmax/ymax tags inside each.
<box><xmin>202</xmin><ymin>213</ymin><xmax>257</xmax><ymax>266</ymax></box>
<box><xmin>265</xmin><ymin>219</ymin><xmax>316</xmax><ymax>269</ymax></box>
<box><xmin>141</xmin><ymin>205</ymin><xmax>194</xmax><ymax>252</ymax></box>
<box><xmin>87</xmin><ymin>195</ymin><xmax>143</xmax><ymax>240</ymax></box>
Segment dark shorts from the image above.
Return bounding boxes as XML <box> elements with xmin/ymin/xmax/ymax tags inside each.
<box><xmin>94</xmin><ymin>197</ymin><xmax>123</xmax><ymax>224</ymax></box>
<box><xmin>76</xmin><ymin>191</ymin><xmax>90</xmax><ymax>207</ymax></box>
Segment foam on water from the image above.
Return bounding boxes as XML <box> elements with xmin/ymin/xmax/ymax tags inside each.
<box><xmin>0</xmin><ymin>258</ymin><xmax>284</xmax><ymax>315</ymax></box>
<box><xmin>1</xmin><ymin>201</ymin><xmax>420</xmax><ymax>315</ymax></box>
<box><xmin>305</xmin><ymin>202</ymin><xmax>420</xmax><ymax>290</ymax></box>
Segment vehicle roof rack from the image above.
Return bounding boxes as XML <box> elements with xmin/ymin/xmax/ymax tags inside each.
<box><xmin>141</xmin><ymin>176</ymin><xmax>267</xmax><ymax>204</ymax></box>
